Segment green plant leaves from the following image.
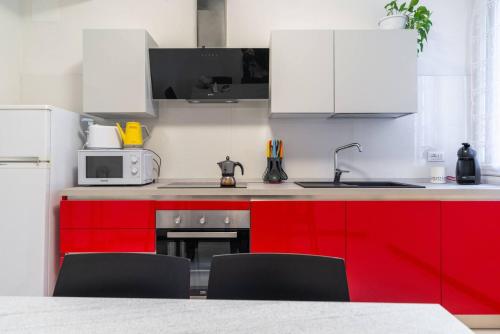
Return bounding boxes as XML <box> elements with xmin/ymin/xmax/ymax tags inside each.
<box><xmin>408</xmin><ymin>0</ymin><xmax>419</xmax><ymax>12</ymax></box>
<box><xmin>384</xmin><ymin>1</ymin><xmax>399</xmax><ymax>15</ymax></box>
<box><xmin>383</xmin><ymin>0</ymin><xmax>432</xmax><ymax>53</ymax></box>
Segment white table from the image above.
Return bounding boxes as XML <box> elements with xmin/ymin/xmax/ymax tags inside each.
<box><xmin>0</xmin><ymin>297</ymin><xmax>472</xmax><ymax>334</ymax></box>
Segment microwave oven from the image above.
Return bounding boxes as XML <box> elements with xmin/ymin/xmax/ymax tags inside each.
<box><xmin>78</xmin><ymin>149</ymin><xmax>155</xmax><ymax>185</ymax></box>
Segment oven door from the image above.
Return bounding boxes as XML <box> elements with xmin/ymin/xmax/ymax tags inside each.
<box><xmin>156</xmin><ymin>229</ymin><xmax>249</xmax><ymax>297</ymax></box>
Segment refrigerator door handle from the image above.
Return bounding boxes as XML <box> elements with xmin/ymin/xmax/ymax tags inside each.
<box><xmin>0</xmin><ymin>157</ymin><xmax>47</xmax><ymax>163</ymax></box>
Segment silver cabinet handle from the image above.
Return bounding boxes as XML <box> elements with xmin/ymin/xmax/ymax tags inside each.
<box><xmin>166</xmin><ymin>232</ymin><xmax>237</xmax><ymax>239</ymax></box>
<box><xmin>0</xmin><ymin>156</ymin><xmax>45</xmax><ymax>163</ymax></box>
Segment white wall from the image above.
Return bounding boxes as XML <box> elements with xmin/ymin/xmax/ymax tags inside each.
<box><xmin>0</xmin><ymin>1</ymin><xmax>22</xmax><ymax>104</ymax></box>
<box><xmin>19</xmin><ymin>0</ymin><xmax>197</xmax><ymax>112</ymax></box>
<box><xmin>8</xmin><ymin>0</ymin><xmax>472</xmax><ymax>180</ymax></box>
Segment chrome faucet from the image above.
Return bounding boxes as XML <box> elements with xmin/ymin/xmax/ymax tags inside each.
<box><xmin>333</xmin><ymin>143</ymin><xmax>363</xmax><ymax>184</ymax></box>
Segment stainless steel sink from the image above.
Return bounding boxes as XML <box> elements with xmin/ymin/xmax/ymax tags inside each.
<box><xmin>295</xmin><ymin>181</ymin><xmax>425</xmax><ymax>188</ymax></box>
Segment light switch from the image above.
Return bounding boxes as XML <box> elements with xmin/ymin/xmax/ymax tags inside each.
<box><xmin>427</xmin><ymin>151</ymin><xmax>445</xmax><ymax>162</ymax></box>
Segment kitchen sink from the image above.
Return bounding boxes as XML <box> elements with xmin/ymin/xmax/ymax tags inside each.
<box><xmin>295</xmin><ymin>181</ymin><xmax>425</xmax><ymax>188</ymax></box>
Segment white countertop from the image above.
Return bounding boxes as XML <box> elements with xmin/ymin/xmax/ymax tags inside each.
<box><xmin>0</xmin><ymin>297</ymin><xmax>472</xmax><ymax>334</ymax></box>
<box><xmin>61</xmin><ymin>179</ymin><xmax>500</xmax><ymax>200</ymax></box>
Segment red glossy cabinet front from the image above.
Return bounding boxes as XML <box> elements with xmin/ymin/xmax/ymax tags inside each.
<box><xmin>250</xmin><ymin>201</ymin><xmax>346</xmax><ymax>259</ymax></box>
<box><xmin>60</xmin><ymin>200</ymin><xmax>156</xmax><ymax>229</ymax></box>
<box><xmin>346</xmin><ymin>201</ymin><xmax>441</xmax><ymax>303</ymax></box>
<box><xmin>60</xmin><ymin>200</ymin><xmax>156</xmax><ymax>256</ymax></box>
<box><xmin>442</xmin><ymin>202</ymin><xmax>500</xmax><ymax>314</ymax></box>
<box><xmin>60</xmin><ymin>229</ymin><xmax>155</xmax><ymax>253</ymax></box>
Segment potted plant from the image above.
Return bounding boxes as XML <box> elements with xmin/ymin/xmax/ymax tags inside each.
<box><xmin>379</xmin><ymin>0</ymin><xmax>432</xmax><ymax>53</ymax></box>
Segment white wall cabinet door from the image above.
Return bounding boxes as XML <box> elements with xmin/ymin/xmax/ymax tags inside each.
<box><xmin>333</xmin><ymin>30</ymin><xmax>417</xmax><ymax>117</ymax></box>
<box><xmin>83</xmin><ymin>29</ymin><xmax>158</xmax><ymax>118</ymax></box>
<box><xmin>270</xmin><ymin>30</ymin><xmax>334</xmax><ymax>117</ymax></box>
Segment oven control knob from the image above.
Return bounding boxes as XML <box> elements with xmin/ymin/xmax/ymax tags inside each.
<box><xmin>174</xmin><ymin>216</ymin><xmax>181</xmax><ymax>225</ymax></box>
<box><xmin>131</xmin><ymin>155</ymin><xmax>138</xmax><ymax>164</ymax></box>
<box><xmin>199</xmin><ymin>216</ymin><xmax>206</xmax><ymax>225</ymax></box>
<box><xmin>131</xmin><ymin>167</ymin><xmax>139</xmax><ymax>175</ymax></box>
<box><xmin>224</xmin><ymin>217</ymin><xmax>231</xmax><ymax>225</ymax></box>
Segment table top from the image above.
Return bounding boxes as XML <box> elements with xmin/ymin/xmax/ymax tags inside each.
<box><xmin>0</xmin><ymin>297</ymin><xmax>472</xmax><ymax>334</ymax></box>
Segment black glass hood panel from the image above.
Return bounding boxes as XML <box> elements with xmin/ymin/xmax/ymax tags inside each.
<box><xmin>149</xmin><ymin>48</ymin><xmax>269</xmax><ymax>101</ymax></box>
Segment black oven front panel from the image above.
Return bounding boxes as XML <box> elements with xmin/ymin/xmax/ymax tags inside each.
<box><xmin>156</xmin><ymin>229</ymin><xmax>250</xmax><ymax>296</ymax></box>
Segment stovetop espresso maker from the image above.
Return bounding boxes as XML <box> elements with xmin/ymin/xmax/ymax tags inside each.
<box><xmin>217</xmin><ymin>156</ymin><xmax>244</xmax><ymax>187</ymax></box>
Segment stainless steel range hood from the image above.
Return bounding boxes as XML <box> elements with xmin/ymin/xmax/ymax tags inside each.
<box><xmin>197</xmin><ymin>0</ymin><xmax>226</xmax><ymax>48</ymax></box>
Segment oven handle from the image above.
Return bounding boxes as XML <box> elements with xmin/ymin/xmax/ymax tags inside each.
<box><xmin>166</xmin><ymin>232</ymin><xmax>238</xmax><ymax>239</ymax></box>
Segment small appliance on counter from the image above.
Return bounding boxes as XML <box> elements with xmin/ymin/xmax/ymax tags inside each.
<box><xmin>456</xmin><ymin>143</ymin><xmax>481</xmax><ymax>185</ymax></box>
<box><xmin>116</xmin><ymin>121</ymin><xmax>150</xmax><ymax>148</ymax></box>
<box><xmin>82</xmin><ymin>118</ymin><xmax>122</xmax><ymax>149</ymax></box>
<box><xmin>78</xmin><ymin>149</ymin><xmax>157</xmax><ymax>185</ymax></box>
<box><xmin>217</xmin><ymin>156</ymin><xmax>244</xmax><ymax>187</ymax></box>
<box><xmin>263</xmin><ymin>139</ymin><xmax>288</xmax><ymax>183</ymax></box>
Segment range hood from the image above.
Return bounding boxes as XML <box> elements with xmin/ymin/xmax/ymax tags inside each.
<box><xmin>149</xmin><ymin>0</ymin><xmax>269</xmax><ymax>103</ymax></box>
<box><xmin>149</xmin><ymin>48</ymin><xmax>269</xmax><ymax>102</ymax></box>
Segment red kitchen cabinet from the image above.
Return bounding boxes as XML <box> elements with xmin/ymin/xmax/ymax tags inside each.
<box><xmin>251</xmin><ymin>201</ymin><xmax>346</xmax><ymax>259</ymax></box>
<box><xmin>60</xmin><ymin>200</ymin><xmax>156</xmax><ymax>229</ymax></box>
<box><xmin>59</xmin><ymin>200</ymin><xmax>156</xmax><ymax>258</ymax></box>
<box><xmin>60</xmin><ymin>229</ymin><xmax>155</xmax><ymax>253</ymax></box>
<box><xmin>346</xmin><ymin>201</ymin><xmax>441</xmax><ymax>303</ymax></box>
<box><xmin>442</xmin><ymin>202</ymin><xmax>500</xmax><ymax>314</ymax></box>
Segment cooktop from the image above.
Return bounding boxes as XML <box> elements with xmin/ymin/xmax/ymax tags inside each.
<box><xmin>159</xmin><ymin>182</ymin><xmax>248</xmax><ymax>189</ymax></box>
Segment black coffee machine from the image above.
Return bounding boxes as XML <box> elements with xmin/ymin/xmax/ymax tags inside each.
<box><xmin>456</xmin><ymin>143</ymin><xmax>481</xmax><ymax>185</ymax></box>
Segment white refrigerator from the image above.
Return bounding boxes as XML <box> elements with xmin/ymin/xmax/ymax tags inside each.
<box><xmin>0</xmin><ymin>105</ymin><xmax>81</xmax><ymax>296</ymax></box>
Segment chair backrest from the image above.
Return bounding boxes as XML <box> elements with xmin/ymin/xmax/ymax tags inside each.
<box><xmin>207</xmin><ymin>253</ymin><xmax>349</xmax><ymax>301</ymax></box>
<box><xmin>53</xmin><ymin>253</ymin><xmax>190</xmax><ymax>299</ymax></box>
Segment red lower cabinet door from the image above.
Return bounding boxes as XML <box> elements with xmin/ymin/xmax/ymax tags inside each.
<box><xmin>60</xmin><ymin>229</ymin><xmax>156</xmax><ymax>253</ymax></box>
<box><xmin>346</xmin><ymin>201</ymin><xmax>441</xmax><ymax>303</ymax></box>
<box><xmin>442</xmin><ymin>202</ymin><xmax>500</xmax><ymax>314</ymax></box>
<box><xmin>251</xmin><ymin>201</ymin><xmax>346</xmax><ymax>258</ymax></box>
<box><xmin>60</xmin><ymin>200</ymin><xmax>155</xmax><ymax>229</ymax></box>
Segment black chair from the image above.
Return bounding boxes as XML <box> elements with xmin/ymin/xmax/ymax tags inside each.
<box><xmin>53</xmin><ymin>253</ymin><xmax>190</xmax><ymax>299</ymax></box>
<box><xmin>207</xmin><ymin>253</ymin><xmax>349</xmax><ymax>301</ymax></box>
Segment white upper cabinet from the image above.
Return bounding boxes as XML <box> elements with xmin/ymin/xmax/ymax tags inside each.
<box><xmin>334</xmin><ymin>30</ymin><xmax>417</xmax><ymax>117</ymax></box>
<box><xmin>270</xmin><ymin>30</ymin><xmax>334</xmax><ymax>117</ymax></box>
<box><xmin>83</xmin><ymin>29</ymin><xmax>158</xmax><ymax>118</ymax></box>
<box><xmin>269</xmin><ymin>29</ymin><xmax>417</xmax><ymax>118</ymax></box>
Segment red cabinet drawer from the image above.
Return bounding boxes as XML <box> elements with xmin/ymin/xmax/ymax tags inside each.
<box><xmin>346</xmin><ymin>201</ymin><xmax>441</xmax><ymax>303</ymax></box>
<box><xmin>442</xmin><ymin>202</ymin><xmax>500</xmax><ymax>314</ymax></box>
<box><xmin>60</xmin><ymin>200</ymin><xmax>155</xmax><ymax>229</ymax></box>
<box><xmin>60</xmin><ymin>229</ymin><xmax>155</xmax><ymax>253</ymax></box>
<box><xmin>250</xmin><ymin>201</ymin><xmax>346</xmax><ymax>258</ymax></box>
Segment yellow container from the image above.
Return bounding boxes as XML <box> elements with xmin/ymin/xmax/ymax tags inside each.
<box><xmin>116</xmin><ymin>122</ymin><xmax>150</xmax><ymax>147</ymax></box>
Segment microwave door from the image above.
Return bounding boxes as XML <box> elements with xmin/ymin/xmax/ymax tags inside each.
<box><xmin>85</xmin><ymin>156</ymin><xmax>123</xmax><ymax>179</ymax></box>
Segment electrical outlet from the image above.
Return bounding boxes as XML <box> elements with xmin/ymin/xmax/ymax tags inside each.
<box><xmin>427</xmin><ymin>151</ymin><xmax>445</xmax><ymax>162</ymax></box>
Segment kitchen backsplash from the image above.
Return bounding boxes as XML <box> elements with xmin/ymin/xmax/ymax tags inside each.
<box><xmin>144</xmin><ymin>75</ymin><xmax>468</xmax><ymax>180</ymax></box>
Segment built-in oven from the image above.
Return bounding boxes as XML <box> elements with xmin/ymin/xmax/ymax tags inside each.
<box><xmin>156</xmin><ymin>210</ymin><xmax>250</xmax><ymax>297</ymax></box>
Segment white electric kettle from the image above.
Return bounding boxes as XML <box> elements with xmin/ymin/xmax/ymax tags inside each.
<box><xmin>82</xmin><ymin>119</ymin><xmax>122</xmax><ymax>149</ymax></box>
